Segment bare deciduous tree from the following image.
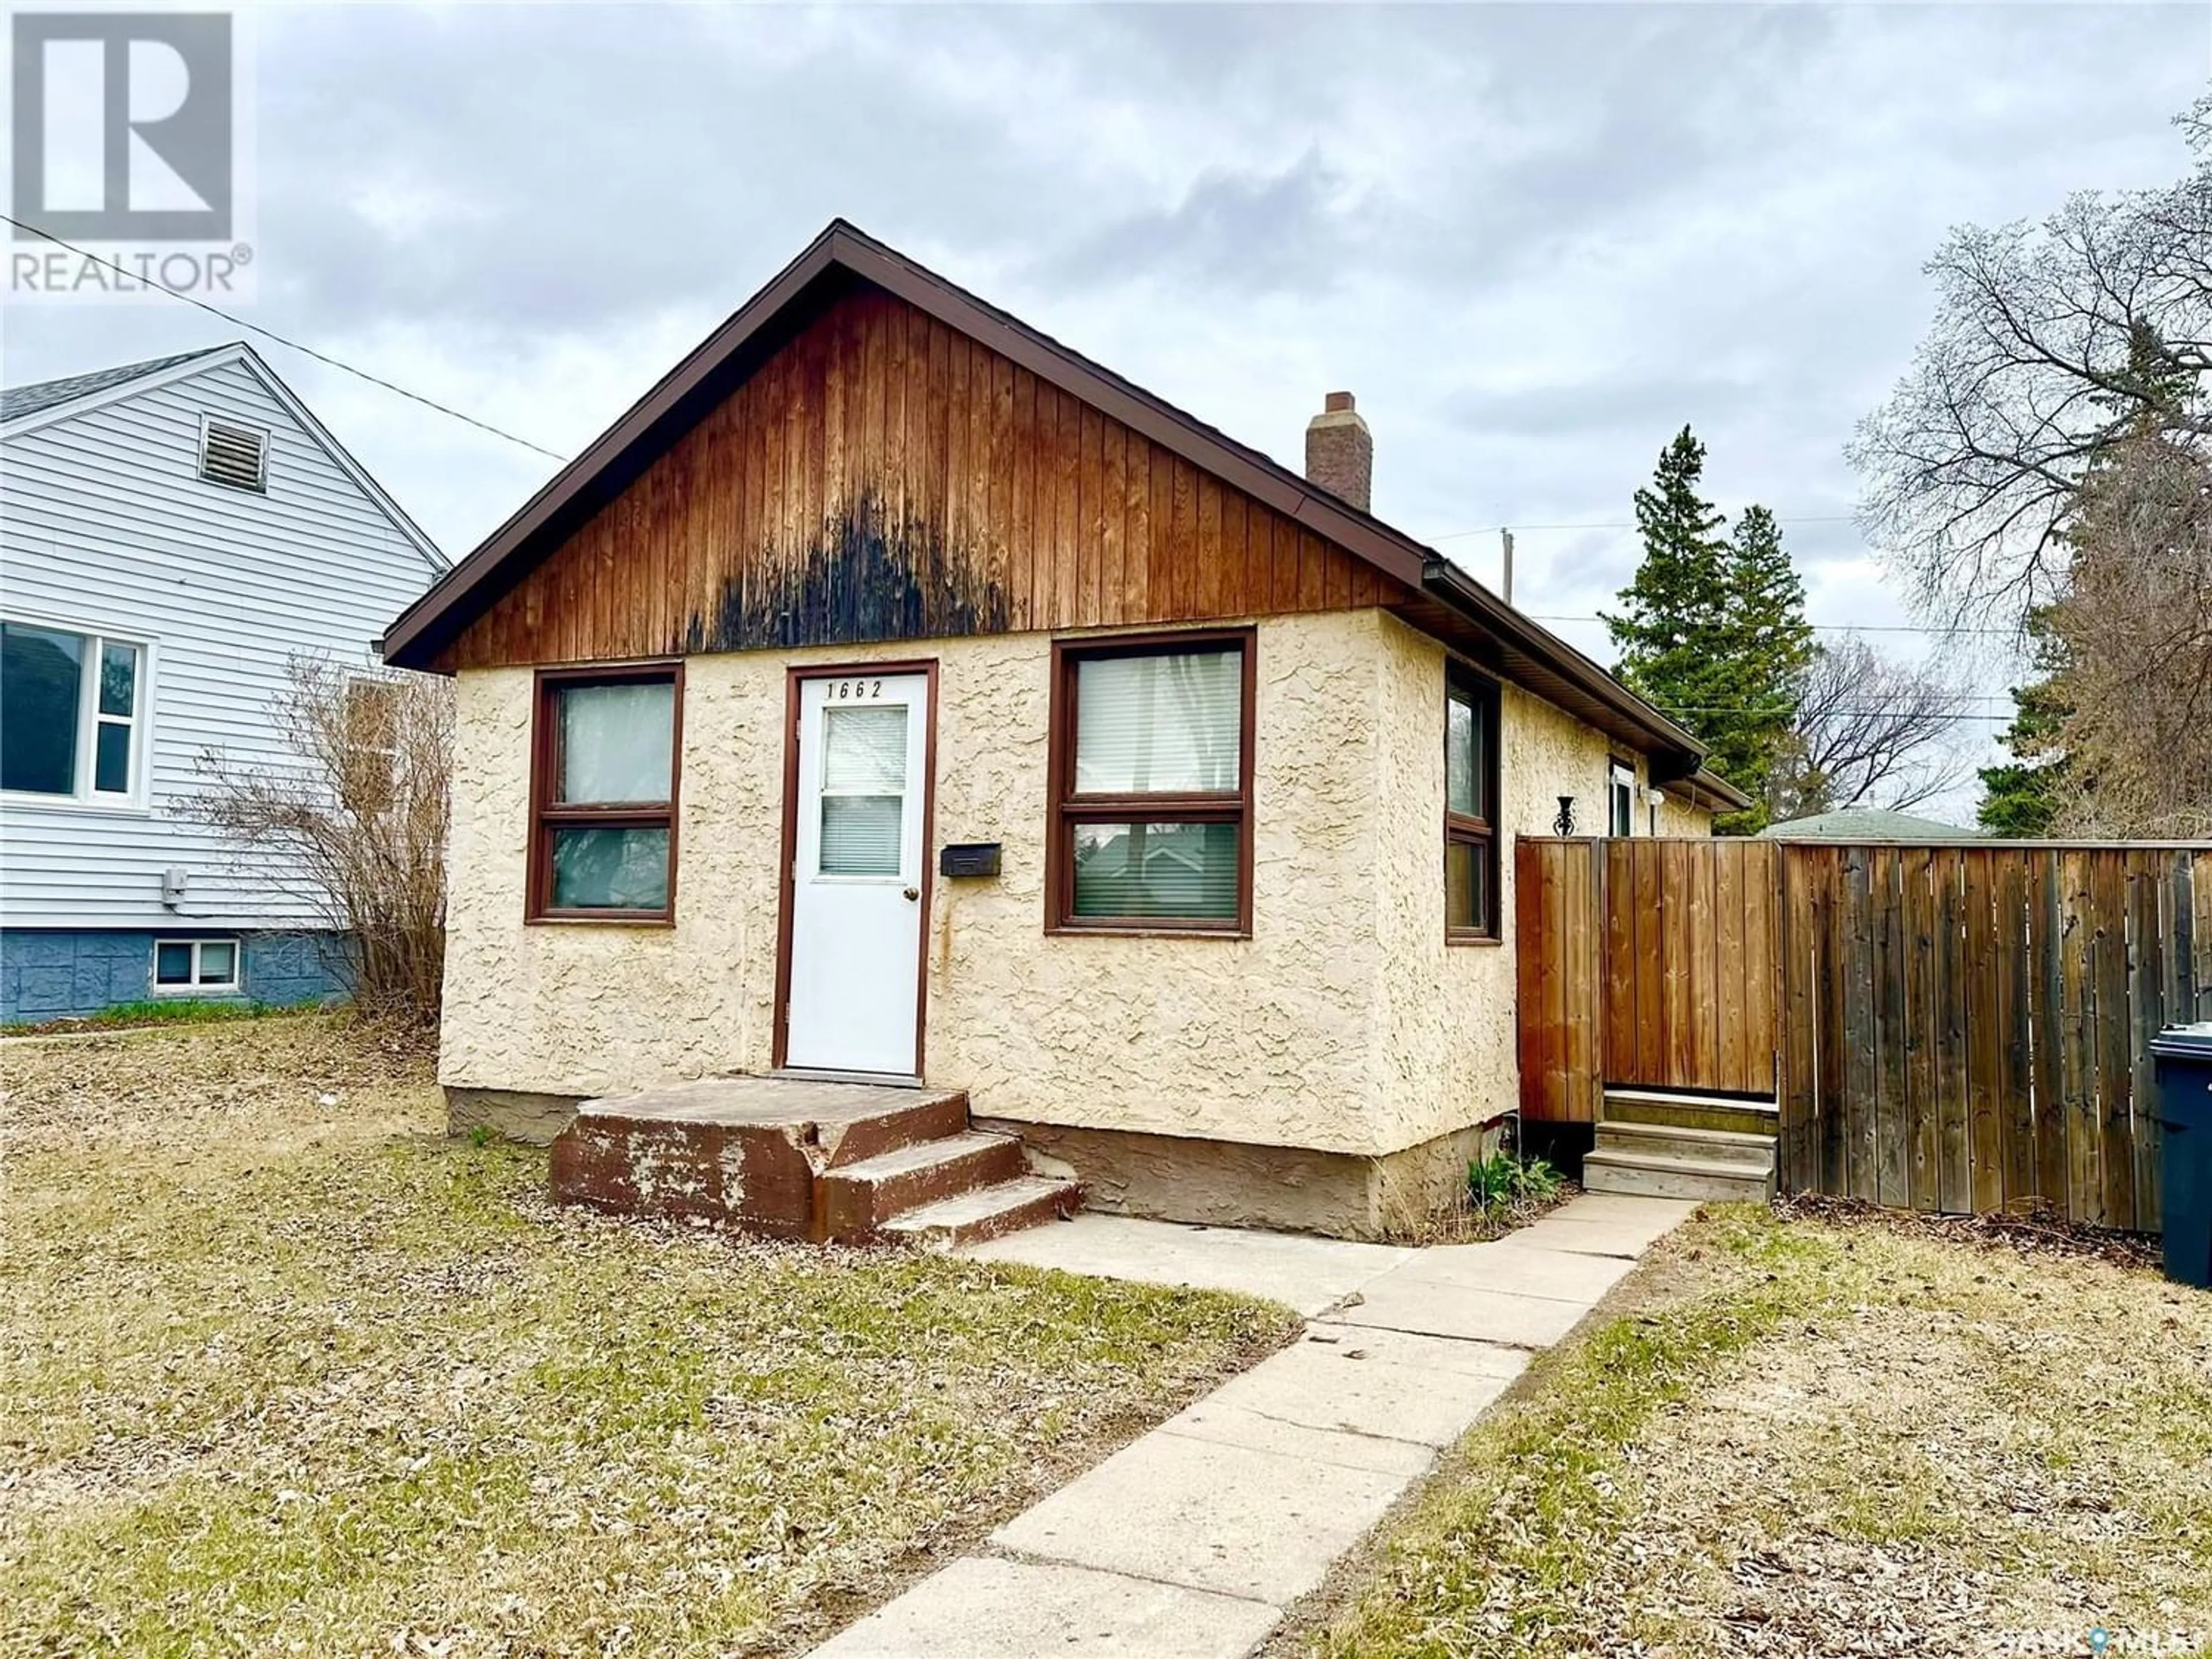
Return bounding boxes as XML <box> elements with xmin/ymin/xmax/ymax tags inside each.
<box><xmin>193</xmin><ymin>657</ymin><xmax>453</xmax><ymax>1027</ymax></box>
<box><xmin>2041</xmin><ymin>435</ymin><xmax>2212</xmax><ymax>838</ymax></box>
<box><xmin>1851</xmin><ymin>98</ymin><xmax>2212</xmax><ymax>627</ymax></box>
<box><xmin>1766</xmin><ymin>635</ymin><xmax>1972</xmax><ymax>821</ymax></box>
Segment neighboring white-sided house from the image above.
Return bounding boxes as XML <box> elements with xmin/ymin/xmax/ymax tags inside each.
<box><xmin>1</xmin><ymin>343</ymin><xmax>446</xmax><ymax>1022</ymax></box>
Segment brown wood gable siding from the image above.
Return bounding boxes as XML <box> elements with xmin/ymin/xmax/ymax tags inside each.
<box><xmin>438</xmin><ymin>289</ymin><xmax>1399</xmax><ymax>670</ymax></box>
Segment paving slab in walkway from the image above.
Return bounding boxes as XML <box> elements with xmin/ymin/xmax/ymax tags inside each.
<box><xmin>812</xmin><ymin>1192</ymin><xmax>1697</xmax><ymax>1659</ymax></box>
<box><xmin>808</xmin><ymin>1556</ymin><xmax>1279</xmax><ymax>1659</ymax></box>
<box><xmin>992</xmin><ymin>1429</ymin><xmax>1410</xmax><ymax>1604</ymax></box>
<box><xmin>961</xmin><ymin>1213</ymin><xmax>1412</xmax><ymax>1316</ymax></box>
<box><xmin>1509</xmin><ymin>1195</ymin><xmax>1700</xmax><ymax>1258</ymax></box>
<box><xmin>1320</xmin><ymin>1275</ymin><xmax>1592</xmax><ymax>1347</ymax></box>
<box><xmin>1189</xmin><ymin>1328</ymin><xmax>1526</xmax><ymax>1448</ymax></box>
<box><xmin>1386</xmin><ymin>1237</ymin><xmax>1641</xmax><ymax>1302</ymax></box>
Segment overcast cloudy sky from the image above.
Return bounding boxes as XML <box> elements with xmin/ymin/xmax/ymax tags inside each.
<box><xmin>7</xmin><ymin>3</ymin><xmax>2207</xmax><ymax>819</ymax></box>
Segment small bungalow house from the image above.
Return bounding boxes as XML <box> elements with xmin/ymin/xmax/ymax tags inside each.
<box><xmin>383</xmin><ymin>222</ymin><xmax>1742</xmax><ymax>1238</ymax></box>
<box><xmin>1</xmin><ymin>344</ymin><xmax>446</xmax><ymax>1023</ymax></box>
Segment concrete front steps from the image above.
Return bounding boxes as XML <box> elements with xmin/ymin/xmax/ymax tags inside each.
<box><xmin>549</xmin><ymin>1075</ymin><xmax>1080</xmax><ymax>1247</ymax></box>
<box><xmin>1582</xmin><ymin>1088</ymin><xmax>1778</xmax><ymax>1202</ymax></box>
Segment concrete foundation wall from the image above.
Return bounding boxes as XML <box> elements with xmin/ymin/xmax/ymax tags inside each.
<box><xmin>978</xmin><ymin>1113</ymin><xmax>1506</xmax><ymax>1240</ymax></box>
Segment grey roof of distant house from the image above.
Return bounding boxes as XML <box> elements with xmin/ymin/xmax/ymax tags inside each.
<box><xmin>1759</xmin><ymin>807</ymin><xmax>1984</xmax><ymax>841</ymax></box>
<box><xmin>1</xmin><ymin>346</ymin><xmax>226</xmax><ymax>425</ymax></box>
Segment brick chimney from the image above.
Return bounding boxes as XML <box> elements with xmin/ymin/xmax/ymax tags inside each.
<box><xmin>1304</xmin><ymin>390</ymin><xmax>1372</xmax><ymax>513</ymax></box>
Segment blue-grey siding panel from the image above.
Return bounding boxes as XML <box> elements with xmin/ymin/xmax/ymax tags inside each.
<box><xmin>0</xmin><ymin>352</ymin><xmax>442</xmax><ymax>929</ymax></box>
<box><xmin>0</xmin><ymin>928</ymin><xmax>352</xmax><ymax>1022</ymax></box>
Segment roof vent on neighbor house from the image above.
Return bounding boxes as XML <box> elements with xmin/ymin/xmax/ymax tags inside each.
<box><xmin>1304</xmin><ymin>390</ymin><xmax>1372</xmax><ymax>513</ymax></box>
<box><xmin>198</xmin><ymin>416</ymin><xmax>268</xmax><ymax>492</ymax></box>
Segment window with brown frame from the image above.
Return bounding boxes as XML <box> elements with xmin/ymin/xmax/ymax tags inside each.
<box><xmin>1445</xmin><ymin>665</ymin><xmax>1501</xmax><ymax>942</ymax></box>
<box><xmin>528</xmin><ymin>663</ymin><xmax>682</xmax><ymax>923</ymax></box>
<box><xmin>1047</xmin><ymin>630</ymin><xmax>1255</xmax><ymax>935</ymax></box>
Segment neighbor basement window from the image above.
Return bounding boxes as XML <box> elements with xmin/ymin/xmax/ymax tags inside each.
<box><xmin>1446</xmin><ymin>665</ymin><xmax>1501</xmax><ymax>942</ymax></box>
<box><xmin>153</xmin><ymin>938</ymin><xmax>239</xmax><ymax>994</ymax></box>
<box><xmin>528</xmin><ymin>663</ymin><xmax>681</xmax><ymax>923</ymax></box>
<box><xmin>0</xmin><ymin>620</ymin><xmax>146</xmax><ymax>804</ymax></box>
<box><xmin>1047</xmin><ymin>629</ymin><xmax>1254</xmax><ymax>935</ymax></box>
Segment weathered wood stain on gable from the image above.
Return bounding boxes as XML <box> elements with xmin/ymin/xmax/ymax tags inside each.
<box><xmin>685</xmin><ymin>488</ymin><xmax>1010</xmax><ymax>654</ymax></box>
<box><xmin>438</xmin><ymin>289</ymin><xmax>1399</xmax><ymax>670</ymax></box>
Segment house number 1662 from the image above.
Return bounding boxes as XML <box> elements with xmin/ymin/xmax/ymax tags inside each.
<box><xmin>831</xmin><ymin>680</ymin><xmax>883</xmax><ymax>699</ymax></box>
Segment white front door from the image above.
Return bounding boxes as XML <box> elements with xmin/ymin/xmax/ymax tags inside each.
<box><xmin>784</xmin><ymin>670</ymin><xmax>930</xmax><ymax>1075</ymax></box>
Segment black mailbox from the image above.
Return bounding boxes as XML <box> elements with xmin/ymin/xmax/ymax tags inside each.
<box><xmin>940</xmin><ymin>842</ymin><xmax>1002</xmax><ymax>878</ymax></box>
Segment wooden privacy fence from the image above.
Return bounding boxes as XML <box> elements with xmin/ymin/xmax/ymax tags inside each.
<box><xmin>1516</xmin><ymin>836</ymin><xmax>2212</xmax><ymax>1233</ymax></box>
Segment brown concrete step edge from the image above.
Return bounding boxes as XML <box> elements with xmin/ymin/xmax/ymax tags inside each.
<box><xmin>812</xmin><ymin>1090</ymin><xmax>974</xmax><ymax>1168</ymax></box>
<box><xmin>819</xmin><ymin>1131</ymin><xmax>1029</xmax><ymax>1240</ymax></box>
<box><xmin>883</xmin><ymin>1175</ymin><xmax>1083</xmax><ymax>1250</ymax></box>
<box><xmin>550</xmin><ymin>1086</ymin><xmax>975</xmax><ymax>1237</ymax></box>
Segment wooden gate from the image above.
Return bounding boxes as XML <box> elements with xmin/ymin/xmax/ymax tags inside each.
<box><xmin>1516</xmin><ymin>836</ymin><xmax>2212</xmax><ymax>1231</ymax></box>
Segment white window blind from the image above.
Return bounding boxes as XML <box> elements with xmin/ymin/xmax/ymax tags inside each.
<box><xmin>820</xmin><ymin>704</ymin><xmax>906</xmax><ymax>876</ymax></box>
<box><xmin>1074</xmin><ymin>649</ymin><xmax>1242</xmax><ymax>795</ymax></box>
<box><xmin>557</xmin><ymin>682</ymin><xmax>673</xmax><ymax>804</ymax></box>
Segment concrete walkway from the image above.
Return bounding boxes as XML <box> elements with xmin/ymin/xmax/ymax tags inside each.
<box><xmin>810</xmin><ymin>1193</ymin><xmax>1697</xmax><ymax>1659</ymax></box>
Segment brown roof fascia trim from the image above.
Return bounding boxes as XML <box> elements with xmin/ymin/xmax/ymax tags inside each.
<box><xmin>1419</xmin><ymin>556</ymin><xmax>1710</xmax><ymax>767</ymax></box>
<box><xmin>1673</xmin><ymin>767</ymin><xmax>1756</xmax><ymax>815</ymax></box>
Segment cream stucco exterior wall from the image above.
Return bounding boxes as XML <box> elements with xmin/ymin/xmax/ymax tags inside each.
<box><xmin>1656</xmin><ymin>790</ymin><xmax>1717</xmax><ymax>838</ymax></box>
<box><xmin>1365</xmin><ymin>615</ymin><xmax>1711</xmax><ymax>1152</ymax></box>
<box><xmin>442</xmin><ymin>608</ymin><xmax>1706</xmax><ymax>1160</ymax></box>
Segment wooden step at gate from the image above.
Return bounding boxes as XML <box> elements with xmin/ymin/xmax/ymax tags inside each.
<box><xmin>1584</xmin><ymin>1090</ymin><xmax>1779</xmax><ymax>1203</ymax></box>
<box><xmin>1601</xmin><ymin>1087</ymin><xmax>1780</xmax><ymax>1138</ymax></box>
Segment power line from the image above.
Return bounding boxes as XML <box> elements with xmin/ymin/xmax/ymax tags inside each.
<box><xmin>1666</xmin><ymin>706</ymin><xmax>2013</xmax><ymax>718</ymax></box>
<box><xmin>1431</xmin><ymin>515</ymin><xmax>1857</xmax><ymax>541</ymax></box>
<box><xmin>1525</xmin><ymin>612</ymin><xmax>2018</xmax><ymax>638</ymax></box>
<box><xmin>2</xmin><ymin>214</ymin><xmax>567</xmax><ymax>461</ymax></box>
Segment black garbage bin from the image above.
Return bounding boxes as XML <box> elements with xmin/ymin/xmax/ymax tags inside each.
<box><xmin>2149</xmin><ymin>1022</ymin><xmax>2212</xmax><ymax>1290</ymax></box>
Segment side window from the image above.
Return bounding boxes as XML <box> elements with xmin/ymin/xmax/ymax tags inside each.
<box><xmin>0</xmin><ymin>620</ymin><xmax>146</xmax><ymax>804</ymax></box>
<box><xmin>1609</xmin><ymin>760</ymin><xmax>1637</xmax><ymax>837</ymax></box>
<box><xmin>342</xmin><ymin>676</ymin><xmax>401</xmax><ymax>815</ymax></box>
<box><xmin>1445</xmin><ymin>667</ymin><xmax>1501</xmax><ymax>941</ymax></box>
<box><xmin>528</xmin><ymin>665</ymin><xmax>681</xmax><ymax>922</ymax></box>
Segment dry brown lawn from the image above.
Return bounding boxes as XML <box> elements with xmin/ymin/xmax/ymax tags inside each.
<box><xmin>0</xmin><ymin>1016</ymin><xmax>1295</xmax><ymax>1657</ymax></box>
<box><xmin>1310</xmin><ymin>1202</ymin><xmax>2212</xmax><ymax>1658</ymax></box>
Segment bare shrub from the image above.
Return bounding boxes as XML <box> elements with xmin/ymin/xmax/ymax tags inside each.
<box><xmin>193</xmin><ymin>658</ymin><xmax>453</xmax><ymax>1027</ymax></box>
<box><xmin>1767</xmin><ymin>635</ymin><xmax>1974</xmax><ymax>821</ymax></box>
<box><xmin>1851</xmin><ymin>99</ymin><xmax>2212</xmax><ymax>628</ymax></box>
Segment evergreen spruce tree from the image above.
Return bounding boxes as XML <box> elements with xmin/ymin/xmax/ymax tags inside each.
<box><xmin>1976</xmin><ymin>664</ymin><xmax>2069</xmax><ymax>835</ymax></box>
<box><xmin>1714</xmin><ymin>505</ymin><xmax>1817</xmax><ymax>831</ymax></box>
<box><xmin>1605</xmin><ymin>428</ymin><xmax>1813</xmax><ymax>834</ymax></box>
